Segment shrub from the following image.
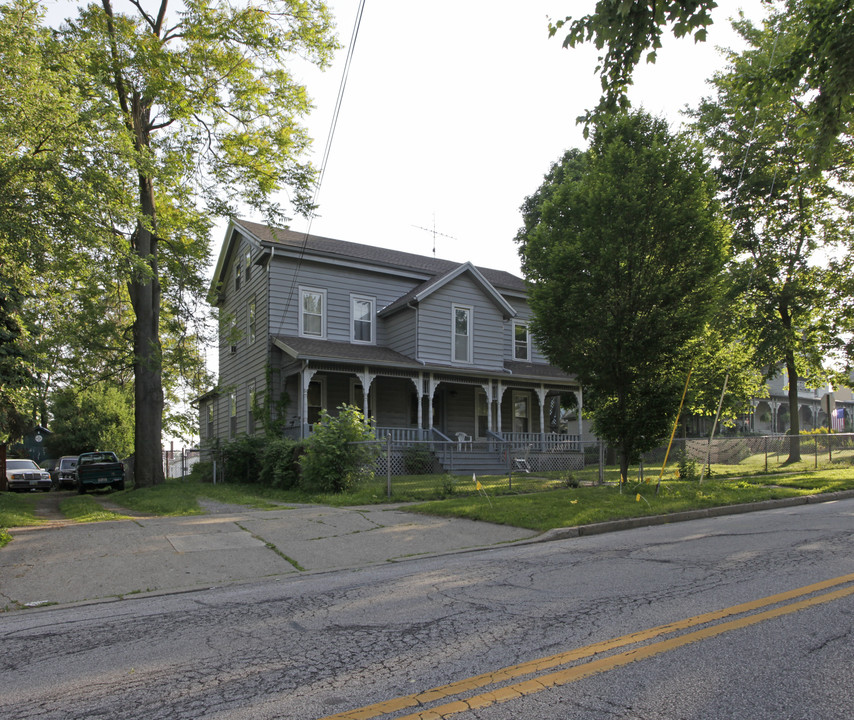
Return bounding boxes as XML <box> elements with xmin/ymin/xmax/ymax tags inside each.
<box><xmin>188</xmin><ymin>460</ymin><xmax>214</xmax><ymax>483</ymax></box>
<box><xmin>222</xmin><ymin>434</ymin><xmax>265</xmax><ymax>484</ymax></box>
<box><xmin>260</xmin><ymin>438</ymin><xmax>301</xmax><ymax>489</ymax></box>
<box><xmin>299</xmin><ymin>405</ymin><xmax>380</xmax><ymax>493</ymax></box>
<box><xmin>677</xmin><ymin>451</ymin><xmax>698</xmax><ymax>481</ymax></box>
<box><xmin>403</xmin><ymin>444</ymin><xmax>435</xmax><ymax>474</ymax></box>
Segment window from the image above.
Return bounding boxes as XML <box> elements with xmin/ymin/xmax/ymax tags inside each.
<box><xmin>244</xmin><ymin>248</ymin><xmax>252</xmax><ymax>282</ymax></box>
<box><xmin>452</xmin><ymin>305</ymin><xmax>472</xmax><ymax>363</ymax></box>
<box><xmin>247</xmin><ymin>381</ymin><xmax>256</xmax><ymax>434</ymax></box>
<box><xmin>300</xmin><ymin>287</ymin><xmax>326</xmax><ymax>338</ymax></box>
<box><xmin>307</xmin><ymin>376</ymin><xmax>326</xmax><ymax>425</ymax></box>
<box><xmin>512</xmin><ymin>391</ymin><xmax>530</xmax><ymax>433</ymax></box>
<box><xmin>229</xmin><ymin>392</ymin><xmax>237</xmax><ymax>438</ymax></box>
<box><xmin>248</xmin><ymin>297</ymin><xmax>256</xmax><ymax>344</ymax></box>
<box><xmin>206</xmin><ymin>402</ymin><xmax>214</xmax><ymax>438</ymax></box>
<box><xmin>351</xmin><ymin>295</ymin><xmax>374</xmax><ymax>344</ymax></box>
<box><xmin>514</xmin><ymin>322</ymin><xmax>530</xmax><ymax>361</ymax></box>
<box><xmin>234</xmin><ymin>260</ymin><xmax>242</xmax><ymax>292</ymax></box>
<box><xmin>228</xmin><ymin>316</ymin><xmax>237</xmax><ymax>354</ymax></box>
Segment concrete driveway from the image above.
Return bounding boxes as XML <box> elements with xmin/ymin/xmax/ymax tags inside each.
<box><xmin>0</xmin><ymin>495</ymin><xmax>538</xmax><ymax>610</ymax></box>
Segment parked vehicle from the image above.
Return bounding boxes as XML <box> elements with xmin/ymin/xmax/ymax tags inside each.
<box><xmin>57</xmin><ymin>456</ymin><xmax>79</xmax><ymax>490</ymax></box>
<box><xmin>40</xmin><ymin>458</ymin><xmax>60</xmax><ymax>486</ymax></box>
<box><xmin>5</xmin><ymin>459</ymin><xmax>52</xmax><ymax>492</ymax></box>
<box><xmin>74</xmin><ymin>452</ymin><xmax>125</xmax><ymax>493</ymax></box>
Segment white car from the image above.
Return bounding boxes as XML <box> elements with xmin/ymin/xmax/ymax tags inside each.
<box><xmin>5</xmin><ymin>459</ymin><xmax>52</xmax><ymax>492</ymax></box>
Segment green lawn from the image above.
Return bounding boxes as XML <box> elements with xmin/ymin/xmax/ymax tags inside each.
<box><xmin>2</xmin><ymin>466</ymin><xmax>853</xmax><ymax>547</ymax></box>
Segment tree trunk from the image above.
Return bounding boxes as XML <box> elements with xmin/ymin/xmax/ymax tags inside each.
<box><xmin>785</xmin><ymin>349</ymin><xmax>801</xmax><ymax>464</ymax></box>
<box><xmin>129</xmin><ymin>174</ymin><xmax>165</xmax><ymax>488</ymax></box>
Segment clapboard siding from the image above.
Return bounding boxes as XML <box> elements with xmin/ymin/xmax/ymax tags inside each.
<box><xmin>417</xmin><ymin>274</ymin><xmax>506</xmax><ymax>370</ymax></box>
<box><xmin>267</xmin><ymin>257</ymin><xmax>416</xmax><ymax>342</ymax></box>
<box><xmin>504</xmin><ymin>298</ymin><xmax>548</xmax><ymax>364</ymax></box>
<box><xmin>384</xmin><ymin>307</ymin><xmax>417</xmax><ymax>357</ymax></box>
<box><xmin>216</xmin><ymin>234</ymin><xmax>269</xmax><ymax>435</ymax></box>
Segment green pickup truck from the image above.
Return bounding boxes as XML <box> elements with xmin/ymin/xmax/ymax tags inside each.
<box><xmin>75</xmin><ymin>452</ymin><xmax>126</xmax><ymax>493</ymax></box>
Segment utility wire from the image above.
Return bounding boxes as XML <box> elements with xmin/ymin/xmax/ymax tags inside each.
<box><xmin>276</xmin><ymin>0</ymin><xmax>367</xmax><ymax>335</ymax></box>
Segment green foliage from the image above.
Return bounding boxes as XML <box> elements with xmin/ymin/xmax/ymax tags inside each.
<box><xmin>222</xmin><ymin>434</ymin><xmax>265</xmax><ymax>484</ymax></box>
<box><xmin>46</xmin><ymin>383</ymin><xmax>134</xmax><ymax>458</ymax></box>
<box><xmin>259</xmin><ymin>437</ymin><xmax>301</xmax><ymax>490</ymax></box>
<box><xmin>550</xmin><ymin>0</ymin><xmax>717</xmax><ymax>127</ymax></box>
<box><xmin>517</xmin><ymin>110</ymin><xmax>729</xmax><ymax>482</ymax></box>
<box><xmin>299</xmin><ymin>406</ymin><xmax>380</xmax><ymax>493</ymax></box>
<box><xmin>187</xmin><ymin>460</ymin><xmax>214</xmax><ymax>484</ymax></box>
<box><xmin>402</xmin><ymin>444</ymin><xmax>435</xmax><ymax>475</ymax></box>
<box><xmin>433</xmin><ymin>474</ymin><xmax>457</xmax><ymax>499</ymax></box>
<box><xmin>677</xmin><ymin>452</ymin><xmax>698</xmax><ymax>481</ymax></box>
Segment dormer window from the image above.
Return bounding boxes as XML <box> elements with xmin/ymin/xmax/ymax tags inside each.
<box><xmin>300</xmin><ymin>287</ymin><xmax>326</xmax><ymax>338</ymax></box>
<box><xmin>452</xmin><ymin>305</ymin><xmax>472</xmax><ymax>363</ymax></box>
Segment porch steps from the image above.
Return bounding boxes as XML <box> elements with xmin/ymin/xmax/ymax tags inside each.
<box><xmin>436</xmin><ymin>448</ymin><xmax>509</xmax><ymax>476</ymax></box>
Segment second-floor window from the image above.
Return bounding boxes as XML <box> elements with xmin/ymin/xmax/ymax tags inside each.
<box><xmin>351</xmin><ymin>296</ymin><xmax>374</xmax><ymax>344</ymax></box>
<box><xmin>234</xmin><ymin>259</ymin><xmax>242</xmax><ymax>292</ymax></box>
<box><xmin>453</xmin><ymin>305</ymin><xmax>472</xmax><ymax>363</ymax></box>
<box><xmin>300</xmin><ymin>287</ymin><xmax>326</xmax><ymax>338</ymax></box>
<box><xmin>514</xmin><ymin>322</ymin><xmax>530</xmax><ymax>361</ymax></box>
<box><xmin>248</xmin><ymin>297</ymin><xmax>256</xmax><ymax>344</ymax></box>
<box><xmin>244</xmin><ymin>248</ymin><xmax>252</xmax><ymax>282</ymax></box>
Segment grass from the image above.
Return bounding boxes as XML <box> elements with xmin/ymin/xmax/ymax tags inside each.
<box><xmin>407</xmin><ymin>468</ymin><xmax>854</xmax><ymax>531</ymax></box>
<box><xmin>59</xmin><ymin>496</ymin><xmax>133</xmax><ymax>523</ymax></box>
<box><xmin>2</xmin><ymin>465</ymin><xmax>854</xmax><ymax>545</ymax></box>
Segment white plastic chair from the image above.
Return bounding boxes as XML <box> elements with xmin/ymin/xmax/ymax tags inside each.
<box><xmin>455</xmin><ymin>432</ymin><xmax>472</xmax><ymax>452</ymax></box>
<box><xmin>513</xmin><ymin>444</ymin><xmax>532</xmax><ymax>473</ymax></box>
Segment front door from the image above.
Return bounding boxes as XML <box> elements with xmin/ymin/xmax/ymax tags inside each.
<box><xmin>512</xmin><ymin>391</ymin><xmax>530</xmax><ymax>434</ymax></box>
<box><xmin>476</xmin><ymin>390</ymin><xmax>489</xmax><ymax>439</ymax></box>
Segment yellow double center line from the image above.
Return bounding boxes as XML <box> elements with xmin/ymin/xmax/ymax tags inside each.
<box><xmin>319</xmin><ymin>572</ymin><xmax>854</xmax><ymax>720</ymax></box>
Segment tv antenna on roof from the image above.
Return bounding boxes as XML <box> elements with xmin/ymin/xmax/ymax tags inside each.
<box><xmin>412</xmin><ymin>216</ymin><xmax>457</xmax><ymax>258</ymax></box>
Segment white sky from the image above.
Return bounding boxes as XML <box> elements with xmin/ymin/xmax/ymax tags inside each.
<box><xmin>277</xmin><ymin>0</ymin><xmax>767</xmax><ymax>277</ymax></box>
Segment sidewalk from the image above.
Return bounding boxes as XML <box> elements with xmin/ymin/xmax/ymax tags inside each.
<box><xmin>0</xmin><ymin>501</ymin><xmax>538</xmax><ymax>610</ymax></box>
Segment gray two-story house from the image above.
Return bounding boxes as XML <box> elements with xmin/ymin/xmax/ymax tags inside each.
<box><xmin>199</xmin><ymin>219</ymin><xmax>582</xmax><ymax>465</ymax></box>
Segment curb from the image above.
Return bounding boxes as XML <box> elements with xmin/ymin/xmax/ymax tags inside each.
<box><xmin>527</xmin><ymin>488</ymin><xmax>854</xmax><ymax>544</ymax></box>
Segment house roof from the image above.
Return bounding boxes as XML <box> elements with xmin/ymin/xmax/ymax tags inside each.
<box><xmin>231</xmin><ymin>219</ymin><xmax>527</xmax><ymax>294</ymax></box>
<box><xmin>272</xmin><ymin>336</ymin><xmax>424</xmax><ymax>368</ymax></box>
<box><xmin>504</xmin><ymin>360</ymin><xmax>575</xmax><ymax>382</ymax></box>
<box><xmin>378</xmin><ymin>261</ymin><xmax>517</xmax><ymax>319</ymax></box>
<box><xmin>271</xmin><ymin>335</ymin><xmax>577</xmax><ymax>384</ymax></box>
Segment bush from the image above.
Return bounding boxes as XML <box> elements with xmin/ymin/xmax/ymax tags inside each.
<box><xmin>260</xmin><ymin>438</ymin><xmax>301</xmax><ymax>489</ymax></box>
<box><xmin>222</xmin><ymin>434</ymin><xmax>265</xmax><ymax>484</ymax></box>
<box><xmin>299</xmin><ymin>405</ymin><xmax>380</xmax><ymax>493</ymax></box>
<box><xmin>188</xmin><ymin>460</ymin><xmax>214</xmax><ymax>483</ymax></box>
<box><xmin>402</xmin><ymin>444</ymin><xmax>435</xmax><ymax>474</ymax></box>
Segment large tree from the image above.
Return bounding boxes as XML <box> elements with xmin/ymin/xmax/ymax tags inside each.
<box><xmin>47</xmin><ymin>0</ymin><xmax>338</xmax><ymax>486</ymax></box>
<box><xmin>691</xmin><ymin>14</ymin><xmax>854</xmax><ymax>461</ymax></box>
<box><xmin>517</xmin><ymin>111</ymin><xmax>729</xmax><ymax>483</ymax></box>
<box><xmin>551</xmin><ymin>0</ymin><xmax>853</xmax><ymax>166</ymax></box>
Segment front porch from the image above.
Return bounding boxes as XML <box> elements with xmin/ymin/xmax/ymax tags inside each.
<box><xmin>276</xmin><ymin>358</ymin><xmax>582</xmax><ymax>473</ymax></box>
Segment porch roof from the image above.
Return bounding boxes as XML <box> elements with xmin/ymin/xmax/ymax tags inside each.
<box><xmin>504</xmin><ymin>360</ymin><xmax>575</xmax><ymax>382</ymax></box>
<box><xmin>272</xmin><ymin>336</ymin><xmax>424</xmax><ymax>368</ymax></box>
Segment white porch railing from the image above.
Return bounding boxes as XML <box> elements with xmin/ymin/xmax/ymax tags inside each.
<box><xmin>500</xmin><ymin>432</ymin><xmax>580</xmax><ymax>451</ymax></box>
<box><xmin>374</xmin><ymin>426</ymin><xmax>429</xmax><ymax>442</ymax></box>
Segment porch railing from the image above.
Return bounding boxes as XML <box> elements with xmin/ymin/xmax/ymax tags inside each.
<box><xmin>494</xmin><ymin>431</ymin><xmax>581</xmax><ymax>452</ymax></box>
<box><xmin>374</xmin><ymin>426</ymin><xmax>429</xmax><ymax>442</ymax></box>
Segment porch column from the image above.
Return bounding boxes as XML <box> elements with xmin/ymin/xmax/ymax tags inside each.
<box><xmin>496</xmin><ymin>381</ymin><xmax>504</xmax><ymax>434</ymax></box>
<box><xmin>536</xmin><ymin>385</ymin><xmax>548</xmax><ymax>449</ymax></box>
<box><xmin>575</xmin><ymin>389</ymin><xmax>583</xmax><ymax>440</ymax></box>
<box><xmin>409</xmin><ymin>374</ymin><xmax>424</xmax><ymax>435</ymax></box>
<box><xmin>356</xmin><ymin>367</ymin><xmax>376</xmax><ymax>420</ymax></box>
<box><xmin>301</xmin><ymin>366</ymin><xmax>318</xmax><ymax>438</ymax></box>
<box><xmin>428</xmin><ymin>375</ymin><xmax>440</xmax><ymax>431</ymax></box>
<box><xmin>480</xmin><ymin>382</ymin><xmax>493</xmax><ymax>433</ymax></box>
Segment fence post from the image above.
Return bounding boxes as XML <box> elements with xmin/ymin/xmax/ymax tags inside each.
<box><xmin>815</xmin><ymin>434</ymin><xmax>818</xmax><ymax>469</ymax></box>
<box><xmin>764</xmin><ymin>436</ymin><xmax>768</xmax><ymax>473</ymax></box>
<box><xmin>386</xmin><ymin>434</ymin><xmax>392</xmax><ymax>499</ymax></box>
<box><xmin>212</xmin><ymin>459</ymin><xmax>217</xmax><ymax>485</ymax></box>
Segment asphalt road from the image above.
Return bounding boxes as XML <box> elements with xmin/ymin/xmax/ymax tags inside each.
<box><xmin>2</xmin><ymin>497</ymin><xmax>853</xmax><ymax>719</ymax></box>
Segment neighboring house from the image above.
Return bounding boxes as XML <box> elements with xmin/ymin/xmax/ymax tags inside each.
<box><xmin>198</xmin><ymin>219</ymin><xmax>583</xmax><ymax>464</ymax></box>
<box><xmin>750</xmin><ymin>370</ymin><xmax>851</xmax><ymax>434</ymax></box>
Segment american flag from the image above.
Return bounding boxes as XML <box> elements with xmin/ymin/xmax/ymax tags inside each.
<box><xmin>832</xmin><ymin>407</ymin><xmax>846</xmax><ymax>431</ymax></box>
